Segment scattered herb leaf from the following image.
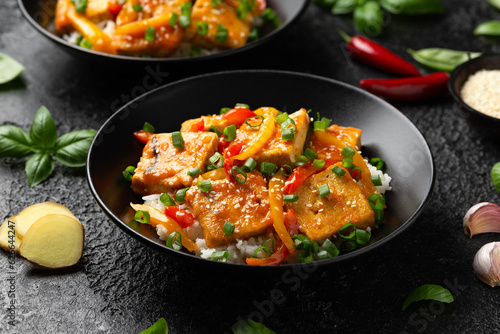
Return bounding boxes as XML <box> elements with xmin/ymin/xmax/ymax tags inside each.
<box><xmin>402</xmin><ymin>284</ymin><xmax>454</xmax><ymax>310</ymax></box>
<box><xmin>231</xmin><ymin>319</ymin><xmax>277</xmax><ymax>334</ymax></box>
<box><xmin>0</xmin><ymin>53</ymin><xmax>24</xmax><ymax>85</ymax></box>
<box><xmin>54</xmin><ymin>130</ymin><xmax>97</xmax><ymax>167</ymax></box>
<box><xmin>492</xmin><ymin>162</ymin><xmax>500</xmax><ymax>193</ymax></box>
<box><xmin>138</xmin><ymin>317</ymin><xmax>168</xmax><ymax>334</ymax></box>
<box><xmin>407</xmin><ymin>48</ymin><xmax>482</xmax><ymax>72</ymax></box>
<box><xmin>474</xmin><ymin>20</ymin><xmax>500</xmax><ymax>36</ymax></box>
<box><xmin>25</xmin><ymin>152</ymin><xmax>55</xmax><ymax>188</ymax></box>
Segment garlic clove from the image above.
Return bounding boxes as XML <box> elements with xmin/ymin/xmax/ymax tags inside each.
<box><xmin>473</xmin><ymin>242</ymin><xmax>500</xmax><ymax>287</ymax></box>
<box><xmin>463</xmin><ymin>202</ymin><xmax>500</xmax><ymax>238</ymax></box>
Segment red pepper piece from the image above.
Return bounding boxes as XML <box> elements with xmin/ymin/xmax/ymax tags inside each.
<box><xmin>108</xmin><ymin>1</ymin><xmax>123</xmax><ymax>16</ymax></box>
<box><xmin>360</xmin><ymin>72</ymin><xmax>449</xmax><ymax>102</ymax></box>
<box><xmin>339</xmin><ymin>30</ymin><xmax>421</xmax><ymax>77</ymax></box>
<box><xmin>164</xmin><ymin>207</ymin><xmax>195</xmax><ymax>228</ymax></box>
<box><xmin>221</xmin><ymin>108</ymin><xmax>256</xmax><ymax>126</ymax></box>
<box><xmin>283</xmin><ymin>160</ymin><xmax>338</xmax><ymax>195</ymax></box>
<box><xmin>133</xmin><ymin>130</ymin><xmax>154</xmax><ymax>144</ymax></box>
<box><xmin>223</xmin><ymin>142</ymin><xmax>245</xmax><ymax>182</ymax></box>
<box><xmin>246</xmin><ymin>209</ymin><xmax>299</xmax><ymax>265</ymax></box>
<box><xmin>188</xmin><ymin>118</ymin><xmax>205</xmax><ymax>132</ymax></box>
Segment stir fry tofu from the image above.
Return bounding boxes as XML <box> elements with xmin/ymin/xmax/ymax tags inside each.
<box><xmin>286</xmin><ymin>166</ymin><xmax>375</xmax><ymax>242</ymax></box>
<box><xmin>186</xmin><ymin>171</ymin><xmax>273</xmax><ymax>248</ymax></box>
<box><xmin>85</xmin><ymin>0</ymin><xmax>114</xmax><ymax>23</ymax></box>
<box><xmin>132</xmin><ymin>132</ymin><xmax>218</xmax><ymax>195</ymax></box>
<box><xmin>326</xmin><ymin>125</ymin><xmax>362</xmax><ymax>150</ymax></box>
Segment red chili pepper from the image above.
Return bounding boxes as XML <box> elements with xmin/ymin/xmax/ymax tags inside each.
<box><xmin>360</xmin><ymin>72</ymin><xmax>449</xmax><ymax>102</ymax></box>
<box><xmin>108</xmin><ymin>1</ymin><xmax>123</xmax><ymax>16</ymax></box>
<box><xmin>221</xmin><ymin>108</ymin><xmax>256</xmax><ymax>126</ymax></box>
<box><xmin>188</xmin><ymin>118</ymin><xmax>205</xmax><ymax>132</ymax></box>
<box><xmin>338</xmin><ymin>30</ymin><xmax>421</xmax><ymax>77</ymax></box>
<box><xmin>133</xmin><ymin>130</ymin><xmax>154</xmax><ymax>144</ymax></box>
<box><xmin>164</xmin><ymin>207</ymin><xmax>195</xmax><ymax>228</ymax></box>
<box><xmin>223</xmin><ymin>142</ymin><xmax>245</xmax><ymax>181</ymax></box>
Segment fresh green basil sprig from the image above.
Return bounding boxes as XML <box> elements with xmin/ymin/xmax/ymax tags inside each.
<box><xmin>407</xmin><ymin>48</ymin><xmax>482</xmax><ymax>72</ymax></box>
<box><xmin>402</xmin><ymin>284</ymin><xmax>454</xmax><ymax>310</ymax></box>
<box><xmin>474</xmin><ymin>20</ymin><xmax>500</xmax><ymax>36</ymax></box>
<box><xmin>0</xmin><ymin>53</ymin><xmax>24</xmax><ymax>85</ymax></box>
<box><xmin>0</xmin><ymin>106</ymin><xmax>97</xmax><ymax>187</ymax></box>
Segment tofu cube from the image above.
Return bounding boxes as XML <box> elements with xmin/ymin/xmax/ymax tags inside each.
<box><xmin>132</xmin><ymin>132</ymin><xmax>218</xmax><ymax>195</ymax></box>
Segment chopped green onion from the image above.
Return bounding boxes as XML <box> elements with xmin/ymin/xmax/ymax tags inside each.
<box><xmin>196</xmin><ymin>21</ymin><xmax>209</xmax><ymax>35</ymax></box>
<box><xmin>247</xmin><ymin>28</ymin><xmax>259</xmax><ymax>42</ymax></box>
<box><xmin>189</xmin><ymin>45</ymin><xmax>202</xmax><ymax>57</ymax></box>
<box><xmin>260</xmin><ymin>162</ymin><xmax>277</xmax><ymax>177</ymax></box>
<box><xmin>179</xmin><ymin>2</ymin><xmax>192</xmax><ymax>27</ymax></box>
<box><xmin>282</xmin><ymin>127</ymin><xmax>294</xmax><ymax>140</ymax></box>
<box><xmin>132</xmin><ymin>3</ymin><xmax>142</xmax><ymax>11</ymax></box>
<box><xmin>253</xmin><ymin>245</ymin><xmax>271</xmax><ymax>258</ymax></box>
<box><xmin>197</xmin><ymin>180</ymin><xmax>212</xmax><ymax>192</ymax></box>
<box><xmin>374</xmin><ymin>209</ymin><xmax>384</xmax><ymax>223</ymax></box>
<box><xmin>160</xmin><ymin>193</ymin><xmax>176</xmax><ymax>206</ymax></box>
<box><xmin>295</xmin><ymin>155</ymin><xmax>309</xmax><ymax>164</ymax></box>
<box><xmin>172</xmin><ymin>131</ymin><xmax>184</xmax><ymax>148</ymax></box>
<box><xmin>313</xmin><ymin>120</ymin><xmax>327</xmax><ymax>131</ymax></box>
<box><xmin>209</xmin><ymin>152</ymin><xmax>224</xmax><ymax>169</ymax></box>
<box><xmin>332</xmin><ymin>165</ymin><xmax>346</xmax><ymax>177</ymax></box>
<box><xmin>313</xmin><ymin>158</ymin><xmax>325</xmax><ymax>169</ymax></box>
<box><xmin>306</xmin><ymin>109</ymin><xmax>312</xmax><ymax>114</ymax></box>
<box><xmin>321</xmin><ymin>117</ymin><xmax>331</xmax><ymax>128</ymax></box>
<box><xmin>341</xmin><ymin>146</ymin><xmax>355</xmax><ymax>158</ymax></box>
<box><xmin>280</xmin><ymin>164</ymin><xmax>293</xmax><ymax>177</ymax></box>
<box><xmin>179</xmin><ymin>15</ymin><xmax>191</xmax><ymax>28</ymax></box>
<box><xmin>215</xmin><ymin>24</ymin><xmax>228</xmax><ymax>42</ymax></box>
<box><xmin>128</xmin><ymin>219</ymin><xmax>140</xmax><ymax>231</ymax></box>
<box><xmin>223</xmin><ymin>124</ymin><xmax>236</xmax><ymax>141</ymax></box>
<box><xmin>166</xmin><ymin>232</ymin><xmax>182</xmax><ymax>250</ymax></box>
<box><xmin>237</xmin><ymin>1</ymin><xmax>252</xmax><ymax>19</ymax></box>
<box><xmin>245</xmin><ymin>115</ymin><xmax>264</xmax><ymax>127</ymax></box>
<box><xmin>318</xmin><ymin>184</ymin><xmax>330</xmax><ymax>198</ymax></box>
<box><xmin>72</xmin><ymin>0</ymin><xmax>88</xmax><ymax>13</ymax></box>
<box><xmin>223</xmin><ymin>221</ymin><xmax>235</xmax><ymax>236</ymax></box>
<box><xmin>350</xmin><ymin>166</ymin><xmax>362</xmax><ymax>182</ymax></box>
<box><xmin>220</xmin><ymin>107</ymin><xmax>231</xmax><ymax>114</ymax></box>
<box><xmin>231</xmin><ymin>166</ymin><xmax>247</xmax><ymax>184</ymax></box>
<box><xmin>122</xmin><ymin>165</ymin><xmax>136</xmax><ymax>181</ymax></box>
<box><xmin>242</xmin><ymin>158</ymin><xmax>257</xmax><ymax>172</ymax></box>
<box><xmin>371</xmin><ymin>175</ymin><xmax>382</xmax><ymax>186</ymax></box>
<box><xmin>299</xmin><ymin>250</ymin><xmax>313</xmax><ymax>263</ymax></box>
<box><xmin>260</xmin><ymin>7</ymin><xmax>281</xmax><ymax>27</ymax></box>
<box><xmin>209</xmin><ymin>125</ymin><xmax>222</xmax><ymax>137</ymax></box>
<box><xmin>340</xmin><ymin>240</ymin><xmax>357</xmax><ymax>252</ymax></box>
<box><xmin>134</xmin><ymin>210</ymin><xmax>150</xmax><ymax>224</ymax></box>
<box><xmin>210</xmin><ymin>250</ymin><xmax>229</xmax><ymax>262</ymax></box>
<box><xmin>235</xmin><ymin>103</ymin><xmax>250</xmax><ymax>109</ymax></box>
<box><xmin>175</xmin><ymin>187</ymin><xmax>189</xmax><ymax>203</ymax></box>
<box><xmin>317</xmin><ymin>250</ymin><xmax>330</xmax><ymax>260</ymax></box>
<box><xmin>292</xmin><ymin>234</ymin><xmax>313</xmax><ymax>250</ymax></box>
<box><xmin>338</xmin><ymin>222</ymin><xmax>356</xmax><ymax>240</ymax></box>
<box><xmin>304</xmin><ymin>148</ymin><xmax>318</xmax><ymax>161</ymax></box>
<box><xmin>322</xmin><ymin>239</ymin><xmax>340</xmax><ymax>257</ymax></box>
<box><xmin>145</xmin><ymin>26</ymin><xmax>155</xmax><ymax>41</ymax></box>
<box><xmin>143</xmin><ymin>122</ymin><xmax>155</xmax><ymax>133</ymax></box>
<box><xmin>262</xmin><ymin>238</ymin><xmax>275</xmax><ymax>252</ymax></box>
<box><xmin>312</xmin><ymin>241</ymin><xmax>319</xmax><ymax>253</ymax></box>
<box><xmin>168</xmin><ymin>12</ymin><xmax>178</xmax><ymax>26</ymax></box>
<box><xmin>275</xmin><ymin>112</ymin><xmax>289</xmax><ymax>125</ymax></box>
<box><xmin>369</xmin><ymin>157</ymin><xmax>385</xmax><ymax>170</ymax></box>
<box><xmin>284</xmin><ymin>194</ymin><xmax>299</xmax><ymax>203</ymax></box>
<box><xmin>205</xmin><ymin>164</ymin><xmax>215</xmax><ymax>172</ymax></box>
<box><xmin>368</xmin><ymin>194</ymin><xmax>385</xmax><ymax>210</ymax></box>
<box><xmin>280</xmin><ymin>117</ymin><xmax>296</xmax><ymax>131</ymax></box>
<box><xmin>187</xmin><ymin>167</ymin><xmax>202</xmax><ymax>177</ymax></box>
<box><xmin>78</xmin><ymin>38</ymin><xmax>93</xmax><ymax>49</ymax></box>
<box><xmin>342</xmin><ymin>158</ymin><xmax>353</xmax><ymax>168</ymax></box>
<box><xmin>355</xmin><ymin>229</ymin><xmax>371</xmax><ymax>245</ymax></box>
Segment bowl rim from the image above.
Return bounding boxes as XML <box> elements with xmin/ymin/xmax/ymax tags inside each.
<box><xmin>17</xmin><ymin>0</ymin><xmax>310</xmax><ymax>63</ymax></box>
<box><xmin>448</xmin><ymin>53</ymin><xmax>500</xmax><ymax>124</ymax></box>
<box><xmin>86</xmin><ymin>69</ymin><xmax>435</xmax><ymax>271</ymax></box>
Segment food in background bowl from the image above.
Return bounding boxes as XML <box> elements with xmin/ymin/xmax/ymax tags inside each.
<box><xmin>460</xmin><ymin>69</ymin><xmax>500</xmax><ymax>120</ymax></box>
<box><xmin>54</xmin><ymin>0</ymin><xmax>276</xmax><ymax>57</ymax></box>
<box><xmin>125</xmin><ymin>105</ymin><xmax>392</xmax><ymax>265</ymax></box>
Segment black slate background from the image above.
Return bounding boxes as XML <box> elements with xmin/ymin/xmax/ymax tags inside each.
<box><xmin>1</xmin><ymin>0</ymin><xmax>500</xmax><ymax>333</ymax></box>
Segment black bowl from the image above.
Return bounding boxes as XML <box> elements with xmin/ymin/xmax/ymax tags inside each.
<box><xmin>87</xmin><ymin>70</ymin><xmax>435</xmax><ymax>271</ymax></box>
<box><xmin>17</xmin><ymin>0</ymin><xmax>309</xmax><ymax>64</ymax></box>
<box><xmin>448</xmin><ymin>53</ymin><xmax>500</xmax><ymax>139</ymax></box>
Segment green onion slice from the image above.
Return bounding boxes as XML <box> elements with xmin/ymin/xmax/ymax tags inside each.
<box><xmin>317</xmin><ymin>250</ymin><xmax>330</xmax><ymax>260</ymax></box>
<box><xmin>318</xmin><ymin>184</ymin><xmax>330</xmax><ymax>198</ymax></box>
<box><xmin>338</xmin><ymin>222</ymin><xmax>356</xmax><ymax>240</ymax></box>
<box><xmin>145</xmin><ymin>26</ymin><xmax>155</xmax><ymax>42</ymax></box>
<box><xmin>340</xmin><ymin>240</ymin><xmax>357</xmax><ymax>252</ymax></box>
<box><xmin>280</xmin><ymin>164</ymin><xmax>293</xmax><ymax>177</ymax></box>
<box><xmin>341</xmin><ymin>146</ymin><xmax>355</xmax><ymax>158</ymax></box>
<box><xmin>295</xmin><ymin>155</ymin><xmax>309</xmax><ymax>164</ymax></box>
<box><xmin>209</xmin><ymin>152</ymin><xmax>224</xmax><ymax>169</ymax></box>
<box><xmin>168</xmin><ymin>12</ymin><xmax>178</xmax><ymax>27</ymax></box>
<box><xmin>134</xmin><ymin>210</ymin><xmax>150</xmax><ymax>224</ymax></box>
<box><xmin>209</xmin><ymin>125</ymin><xmax>222</xmax><ymax>137</ymax></box>
<box><xmin>350</xmin><ymin>166</ymin><xmax>362</xmax><ymax>182</ymax></box>
<box><xmin>275</xmin><ymin>112</ymin><xmax>289</xmax><ymax>125</ymax></box>
<box><xmin>355</xmin><ymin>229</ymin><xmax>371</xmax><ymax>246</ymax></box>
<box><xmin>172</xmin><ymin>131</ymin><xmax>184</xmax><ymax>148</ymax></box>
<box><xmin>197</xmin><ymin>180</ymin><xmax>212</xmax><ymax>192</ymax></box>
<box><xmin>223</xmin><ymin>221</ymin><xmax>235</xmax><ymax>236</ymax></box>
<box><xmin>132</xmin><ymin>3</ymin><xmax>142</xmax><ymax>11</ymax></box>
<box><xmin>260</xmin><ymin>162</ymin><xmax>277</xmax><ymax>177</ymax></box>
<box><xmin>369</xmin><ymin>157</ymin><xmax>385</xmax><ymax>170</ymax></box>
<box><xmin>342</xmin><ymin>158</ymin><xmax>353</xmax><ymax>168</ymax></box>
<box><xmin>313</xmin><ymin>158</ymin><xmax>325</xmax><ymax>169</ymax></box>
<box><xmin>322</xmin><ymin>239</ymin><xmax>340</xmax><ymax>257</ymax></box>
<box><xmin>235</xmin><ymin>103</ymin><xmax>250</xmax><ymax>109</ymax></box>
<box><xmin>220</xmin><ymin>107</ymin><xmax>231</xmax><ymax>114</ymax></box>
<box><xmin>223</xmin><ymin>124</ymin><xmax>236</xmax><ymax>141</ymax></box>
<box><xmin>281</xmin><ymin>127</ymin><xmax>295</xmax><ymax>140</ymax></box>
<box><xmin>166</xmin><ymin>232</ymin><xmax>182</xmax><ymax>250</ymax></box>
<box><xmin>143</xmin><ymin>122</ymin><xmax>155</xmax><ymax>133</ymax></box>
<box><xmin>374</xmin><ymin>209</ymin><xmax>384</xmax><ymax>224</ymax></box>
<box><xmin>314</xmin><ymin>120</ymin><xmax>327</xmax><ymax>131</ymax></box>
<box><xmin>262</xmin><ymin>238</ymin><xmax>275</xmax><ymax>253</ymax></box>
<box><xmin>231</xmin><ymin>166</ymin><xmax>247</xmax><ymax>184</ymax></box>
<box><xmin>160</xmin><ymin>193</ymin><xmax>175</xmax><ymax>207</ymax></box>
<box><xmin>332</xmin><ymin>165</ymin><xmax>346</xmax><ymax>177</ymax></box>
<box><xmin>253</xmin><ymin>246</ymin><xmax>271</xmax><ymax>259</ymax></box>
<box><xmin>245</xmin><ymin>115</ymin><xmax>264</xmax><ymax>127</ymax></box>
<box><xmin>122</xmin><ymin>165</ymin><xmax>136</xmax><ymax>181</ymax></box>
<box><xmin>187</xmin><ymin>167</ymin><xmax>202</xmax><ymax>177</ymax></box>
<box><xmin>304</xmin><ymin>148</ymin><xmax>318</xmax><ymax>161</ymax></box>
<box><xmin>299</xmin><ymin>250</ymin><xmax>313</xmax><ymax>263</ymax></box>
<box><xmin>371</xmin><ymin>175</ymin><xmax>382</xmax><ymax>186</ymax></box>
<box><xmin>292</xmin><ymin>234</ymin><xmax>313</xmax><ymax>250</ymax></box>
<box><xmin>368</xmin><ymin>194</ymin><xmax>385</xmax><ymax>210</ymax></box>
<box><xmin>189</xmin><ymin>45</ymin><xmax>202</xmax><ymax>57</ymax></box>
<box><xmin>179</xmin><ymin>15</ymin><xmax>191</xmax><ymax>28</ymax></box>
<box><xmin>215</xmin><ymin>24</ymin><xmax>228</xmax><ymax>42</ymax></box>
<box><xmin>284</xmin><ymin>194</ymin><xmax>298</xmax><ymax>203</ymax></box>
<box><xmin>242</xmin><ymin>158</ymin><xmax>257</xmax><ymax>172</ymax></box>
<box><xmin>196</xmin><ymin>21</ymin><xmax>209</xmax><ymax>35</ymax></box>
<box><xmin>175</xmin><ymin>187</ymin><xmax>190</xmax><ymax>203</ymax></box>
<box><xmin>210</xmin><ymin>250</ymin><xmax>229</xmax><ymax>262</ymax></box>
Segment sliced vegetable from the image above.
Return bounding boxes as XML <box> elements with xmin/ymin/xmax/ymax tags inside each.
<box><xmin>0</xmin><ymin>53</ymin><xmax>24</xmax><ymax>85</ymax></box>
<box><xmin>221</xmin><ymin>107</ymin><xmax>256</xmax><ymax>125</ymax></box>
<box><xmin>164</xmin><ymin>206</ymin><xmax>196</xmax><ymax>228</ymax></box>
<box><xmin>269</xmin><ymin>174</ymin><xmax>296</xmax><ymax>254</ymax></box>
<box><xmin>474</xmin><ymin>20</ymin><xmax>500</xmax><ymax>36</ymax></box>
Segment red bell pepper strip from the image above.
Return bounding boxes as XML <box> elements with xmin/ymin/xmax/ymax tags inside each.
<box><xmin>133</xmin><ymin>130</ymin><xmax>154</xmax><ymax>144</ymax></box>
<box><xmin>223</xmin><ymin>142</ymin><xmax>245</xmax><ymax>182</ymax></box>
<box><xmin>108</xmin><ymin>1</ymin><xmax>123</xmax><ymax>16</ymax></box>
<box><xmin>338</xmin><ymin>30</ymin><xmax>421</xmax><ymax>77</ymax></box>
<box><xmin>217</xmin><ymin>135</ymin><xmax>231</xmax><ymax>154</ymax></box>
<box><xmin>164</xmin><ymin>207</ymin><xmax>196</xmax><ymax>228</ymax></box>
<box><xmin>283</xmin><ymin>160</ymin><xmax>338</xmax><ymax>195</ymax></box>
<box><xmin>221</xmin><ymin>108</ymin><xmax>256</xmax><ymax>126</ymax></box>
<box><xmin>359</xmin><ymin>72</ymin><xmax>449</xmax><ymax>102</ymax></box>
<box><xmin>188</xmin><ymin>118</ymin><xmax>205</xmax><ymax>132</ymax></box>
<box><xmin>246</xmin><ymin>209</ymin><xmax>299</xmax><ymax>265</ymax></box>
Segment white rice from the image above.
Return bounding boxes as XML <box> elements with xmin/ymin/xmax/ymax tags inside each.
<box><xmin>365</xmin><ymin>159</ymin><xmax>392</xmax><ymax>194</ymax></box>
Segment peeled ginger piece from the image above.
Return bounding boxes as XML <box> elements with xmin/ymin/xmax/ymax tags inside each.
<box><xmin>19</xmin><ymin>214</ymin><xmax>84</xmax><ymax>269</ymax></box>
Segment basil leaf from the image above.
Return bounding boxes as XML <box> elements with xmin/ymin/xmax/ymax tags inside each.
<box><xmin>54</xmin><ymin>129</ymin><xmax>97</xmax><ymax>167</ymax></box>
<box><xmin>0</xmin><ymin>53</ymin><xmax>24</xmax><ymax>85</ymax></box>
<box><xmin>0</xmin><ymin>125</ymin><xmax>34</xmax><ymax>158</ymax></box>
<box><xmin>30</xmin><ymin>106</ymin><xmax>57</xmax><ymax>150</ymax></box>
<box><xmin>407</xmin><ymin>48</ymin><xmax>482</xmax><ymax>72</ymax></box>
<box><xmin>474</xmin><ymin>20</ymin><xmax>500</xmax><ymax>36</ymax></box>
<box><xmin>231</xmin><ymin>319</ymin><xmax>277</xmax><ymax>334</ymax></box>
<box><xmin>380</xmin><ymin>0</ymin><xmax>445</xmax><ymax>15</ymax></box>
<box><xmin>402</xmin><ymin>284</ymin><xmax>454</xmax><ymax>310</ymax></box>
<box><xmin>487</xmin><ymin>0</ymin><xmax>500</xmax><ymax>10</ymax></box>
<box><xmin>353</xmin><ymin>1</ymin><xmax>383</xmax><ymax>37</ymax></box>
<box><xmin>492</xmin><ymin>162</ymin><xmax>500</xmax><ymax>193</ymax></box>
<box><xmin>139</xmin><ymin>318</ymin><xmax>168</xmax><ymax>334</ymax></box>
<box><xmin>331</xmin><ymin>0</ymin><xmax>357</xmax><ymax>14</ymax></box>
<box><xmin>25</xmin><ymin>152</ymin><xmax>54</xmax><ymax>187</ymax></box>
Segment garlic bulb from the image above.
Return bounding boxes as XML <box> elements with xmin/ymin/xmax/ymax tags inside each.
<box><xmin>463</xmin><ymin>202</ymin><xmax>500</xmax><ymax>237</ymax></box>
<box><xmin>473</xmin><ymin>242</ymin><xmax>500</xmax><ymax>287</ymax></box>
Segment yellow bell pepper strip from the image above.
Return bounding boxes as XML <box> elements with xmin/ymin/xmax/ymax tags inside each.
<box><xmin>230</xmin><ymin>107</ymin><xmax>278</xmax><ymax>161</ymax></box>
<box><xmin>269</xmin><ymin>173</ymin><xmax>296</xmax><ymax>255</ymax></box>
<box><xmin>201</xmin><ymin>168</ymin><xmax>227</xmax><ymax>181</ymax></box>
<box><xmin>114</xmin><ymin>12</ymin><xmax>172</xmax><ymax>37</ymax></box>
<box><xmin>130</xmin><ymin>203</ymin><xmax>198</xmax><ymax>252</ymax></box>
<box><xmin>313</xmin><ymin>130</ymin><xmax>380</xmax><ymax>199</ymax></box>
<box><xmin>66</xmin><ymin>5</ymin><xmax>116</xmax><ymax>54</ymax></box>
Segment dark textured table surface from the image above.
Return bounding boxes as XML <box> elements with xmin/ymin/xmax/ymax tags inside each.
<box><xmin>1</xmin><ymin>0</ymin><xmax>500</xmax><ymax>333</ymax></box>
